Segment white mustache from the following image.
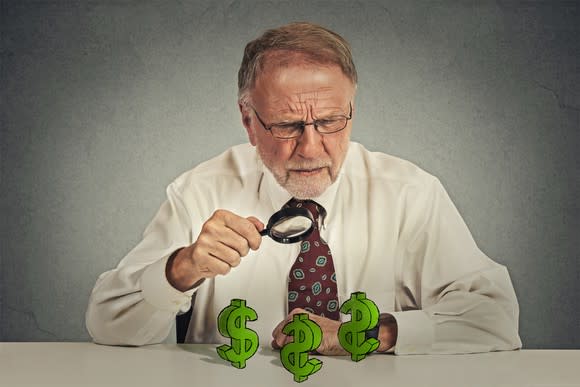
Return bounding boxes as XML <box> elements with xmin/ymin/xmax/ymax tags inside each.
<box><xmin>286</xmin><ymin>161</ymin><xmax>331</xmax><ymax>171</ymax></box>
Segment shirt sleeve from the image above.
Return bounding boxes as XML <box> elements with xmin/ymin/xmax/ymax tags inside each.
<box><xmin>391</xmin><ymin>178</ymin><xmax>522</xmax><ymax>355</ymax></box>
<box><xmin>85</xmin><ymin>182</ymin><xmax>197</xmax><ymax>346</ymax></box>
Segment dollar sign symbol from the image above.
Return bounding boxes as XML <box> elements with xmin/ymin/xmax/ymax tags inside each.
<box><xmin>338</xmin><ymin>292</ymin><xmax>380</xmax><ymax>361</ymax></box>
<box><xmin>216</xmin><ymin>299</ymin><xmax>259</xmax><ymax>369</ymax></box>
<box><xmin>280</xmin><ymin>313</ymin><xmax>323</xmax><ymax>383</ymax></box>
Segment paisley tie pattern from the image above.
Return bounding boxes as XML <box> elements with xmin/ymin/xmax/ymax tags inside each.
<box><xmin>286</xmin><ymin>199</ymin><xmax>339</xmax><ymax>320</ymax></box>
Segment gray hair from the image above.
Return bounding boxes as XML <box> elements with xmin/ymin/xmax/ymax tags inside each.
<box><xmin>238</xmin><ymin>22</ymin><xmax>357</xmax><ymax>106</ymax></box>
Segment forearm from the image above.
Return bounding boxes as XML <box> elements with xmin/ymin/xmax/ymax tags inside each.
<box><xmin>85</xmin><ymin>180</ymin><xmax>200</xmax><ymax>345</ymax></box>
<box><xmin>392</xmin><ymin>265</ymin><xmax>522</xmax><ymax>355</ymax></box>
<box><xmin>428</xmin><ymin>284</ymin><xmax>521</xmax><ymax>353</ymax></box>
<box><xmin>394</xmin><ymin>178</ymin><xmax>522</xmax><ymax>354</ymax></box>
<box><xmin>86</xmin><ymin>257</ymin><xmax>193</xmax><ymax>346</ymax></box>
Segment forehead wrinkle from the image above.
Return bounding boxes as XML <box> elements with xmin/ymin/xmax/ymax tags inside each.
<box><xmin>274</xmin><ymin>92</ymin><xmax>343</xmax><ymax>117</ymax></box>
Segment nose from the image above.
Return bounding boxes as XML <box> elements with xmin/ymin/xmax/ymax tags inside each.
<box><xmin>295</xmin><ymin>123</ymin><xmax>325</xmax><ymax>159</ymax></box>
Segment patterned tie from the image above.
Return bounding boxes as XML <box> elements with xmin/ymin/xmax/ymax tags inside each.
<box><xmin>286</xmin><ymin>199</ymin><xmax>340</xmax><ymax>320</ymax></box>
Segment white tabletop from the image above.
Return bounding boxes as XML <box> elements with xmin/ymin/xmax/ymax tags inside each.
<box><xmin>1</xmin><ymin>343</ymin><xmax>579</xmax><ymax>387</ymax></box>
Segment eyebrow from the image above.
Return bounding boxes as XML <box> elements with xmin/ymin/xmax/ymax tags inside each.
<box><xmin>270</xmin><ymin>108</ymin><xmax>348</xmax><ymax>124</ymax></box>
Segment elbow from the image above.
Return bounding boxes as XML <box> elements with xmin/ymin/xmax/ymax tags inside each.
<box><xmin>471</xmin><ymin>298</ymin><xmax>523</xmax><ymax>352</ymax></box>
<box><xmin>85</xmin><ymin>310</ymin><xmax>155</xmax><ymax>347</ymax></box>
<box><xmin>85</xmin><ymin>297</ymin><xmax>173</xmax><ymax>347</ymax></box>
<box><xmin>85</xmin><ymin>300</ymin><xmax>127</xmax><ymax>346</ymax></box>
<box><xmin>492</xmin><ymin>307</ymin><xmax>522</xmax><ymax>351</ymax></box>
<box><xmin>85</xmin><ymin>299</ymin><xmax>148</xmax><ymax>347</ymax></box>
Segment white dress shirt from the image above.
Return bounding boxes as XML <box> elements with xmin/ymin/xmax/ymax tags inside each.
<box><xmin>86</xmin><ymin>142</ymin><xmax>522</xmax><ymax>354</ymax></box>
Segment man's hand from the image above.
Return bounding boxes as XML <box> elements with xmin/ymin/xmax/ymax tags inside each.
<box><xmin>271</xmin><ymin>308</ymin><xmax>347</xmax><ymax>355</ymax></box>
<box><xmin>166</xmin><ymin>209</ymin><xmax>264</xmax><ymax>291</ymax></box>
<box><xmin>271</xmin><ymin>308</ymin><xmax>398</xmax><ymax>355</ymax></box>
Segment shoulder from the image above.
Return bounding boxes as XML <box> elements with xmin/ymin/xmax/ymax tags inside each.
<box><xmin>169</xmin><ymin>143</ymin><xmax>260</xmax><ymax>194</ymax></box>
<box><xmin>343</xmin><ymin>142</ymin><xmax>439</xmax><ymax>189</ymax></box>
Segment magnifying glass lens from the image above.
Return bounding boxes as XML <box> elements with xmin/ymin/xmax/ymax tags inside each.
<box><xmin>260</xmin><ymin>207</ymin><xmax>315</xmax><ymax>244</ymax></box>
<box><xmin>270</xmin><ymin>215</ymin><xmax>313</xmax><ymax>239</ymax></box>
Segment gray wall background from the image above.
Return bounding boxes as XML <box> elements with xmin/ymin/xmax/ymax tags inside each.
<box><xmin>1</xmin><ymin>1</ymin><xmax>578</xmax><ymax>348</ymax></box>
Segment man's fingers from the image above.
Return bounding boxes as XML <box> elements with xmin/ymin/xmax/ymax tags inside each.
<box><xmin>271</xmin><ymin>333</ymin><xmax>297</xmax><ymax>350</ymax></box>
<box><xmin>190</xmin><ymin>210</ymin><xmax>263</xmax><ymax>282</ymax></box>
<box><xmin>271</xmin><ymin>309</ymin><xmax>349</xmax><ymax>356</ymax></box>
<box><xmin>273</xmin><ymin>334</ymin><xmax>285</xmax><ymax>349</ymax></box>
<box><xmin>272</xmin><ymin>331</ymin><xmax>294</xmax><ymax>349</ymax></box>
<box><xmin>289</xmin><ymin>307</ymin><xmax>307</xmax><ymax>316</ymax></box>
<box><xmin>283</xmin><ymin>334</ymin><xmax>294</xmax><ymax>347</ymax></box>
<box><xmin>211</xmin><ymin>242</ymin><xmax>243</xmax><ymax>268</ymax></box>
<box><xmin>205</xmin><ymin>210</ymin><xmax>263</xmax><ymax>255</ymax></box>
<box><xmin>195</xmin><ymin>232</ymin><xmax>242</xmax><ymax>267</ymax></box>
<box><xmin>271</xmin><ymin>319</ymin><xmax>286</xmax><ymax>344</ymax></box>
<box><xmin>194</xmin><ymin>252</ymin><xmax>232</xmax><ymax>277</ymax></box>
<box><xmin>221</xmin><ymin>212</ymin><xmax>263</xmax><ymax>251</ymax></box>
<box><xmin>272</xmin><ymin>308</ymin><xmax>307</xmax><ymax>338</ymax></box>
<box><xmin>271</xmin><ymin>315</ymin><xmax>292</xmax><ymax>348</ymax></box>
<box><xmin>215</xmin><ymin>227</ymin><xmax>252</xmax><ymax>258</ymax></box>
<box><xmin>271</xmin><ymin>308</ymin><xmax>312</xmax><ymax>350</ymax></box>
<box><xmin>246</xmin><ymin>216</ymin><xmax>265</xmax><ymax>236</ymax></box>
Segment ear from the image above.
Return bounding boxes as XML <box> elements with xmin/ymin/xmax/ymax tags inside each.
<box><xmin>239</xmin><ymin>102</ymin><xmax>257</xmax><ymax>146</ymax></box>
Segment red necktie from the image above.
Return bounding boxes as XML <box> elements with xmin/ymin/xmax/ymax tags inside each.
<box><xmin>286</xmin><ymin>199</ymin><xmax>340</xmax><ymax>320</ymax></box>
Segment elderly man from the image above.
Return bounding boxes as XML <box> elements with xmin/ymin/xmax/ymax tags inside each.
<box><xmin>86</xmin><ymin>22</ymin><xmax>522</xmax><ymax>355</ymax></box>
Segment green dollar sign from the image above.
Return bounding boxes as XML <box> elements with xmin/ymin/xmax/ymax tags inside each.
<box><xmin>338</xmin><ymin>292</ymin><xmax>380</xmax><ymax>361</ymax></box>
<box><xmin>280</xmin><ymin>314</ymin><xmax>323</xmax><ymax>383</ymax></box>
<box><xmin>216</xmin><ymin>299</ymin><xmax>259</xmax><ymax>369</ymax></box>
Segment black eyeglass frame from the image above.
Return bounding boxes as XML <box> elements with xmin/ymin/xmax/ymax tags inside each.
<box><xmin>251</xmin><ymin>103</ymin><xmax>353</xmax><ymax>139</ymax></box>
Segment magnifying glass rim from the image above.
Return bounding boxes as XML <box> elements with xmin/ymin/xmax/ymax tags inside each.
<box><xmin>263</xmin><ymin>207</ymin><xmax>315</xmax><ymax>244</ymax></box>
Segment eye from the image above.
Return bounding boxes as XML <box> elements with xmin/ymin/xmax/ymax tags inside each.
<box><xmin>278</xmin><ymin>122</ymin><xmax>301</xmax><ymax>128</ymax></box>
<box><xmin>275</xmin><ymin>122</ymin><xmax>303</xmax><ymax>132</ymax></box>
<box><xmin>270</xmin><ymin>122</ymin><xmax>304</xmax><ymax>138</ymax></box>
<box><xmin>316</xmin><ymin>119</ymin><xmax>336</xmax><ymax>126</ymax></box>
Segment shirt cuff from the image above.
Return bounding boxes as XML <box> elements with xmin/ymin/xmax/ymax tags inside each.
<box><xmin>140</xmin><ymin>254</ymin><xmax>195</xmax><ymax>313</ymax></box>
<box><xmin>389</xmin><ymin>310</ymin><xmax>434</xmax><ymax>355</ymax></box>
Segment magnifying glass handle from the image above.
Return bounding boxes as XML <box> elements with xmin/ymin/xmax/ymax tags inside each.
<box><xmin>259</xmin><ymin>229</ymin><xmax>269</xmax><ymax>236</ymax></box>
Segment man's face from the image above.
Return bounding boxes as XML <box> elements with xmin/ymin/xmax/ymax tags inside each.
<box><xmin>241</xmin><ymin>59</ymin><xmax>355</xmax><ymax>199</ymax></box>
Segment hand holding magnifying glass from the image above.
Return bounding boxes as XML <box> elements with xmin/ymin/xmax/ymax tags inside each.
<box><xmin>259</xmin><ymin>207</ymin><xmax>315</xmax><ymax>244</ymax></box>
<box><xmin>166</xmin><ymin>207</ymin><xmax>315</xmax><ymax>292</ymax></box>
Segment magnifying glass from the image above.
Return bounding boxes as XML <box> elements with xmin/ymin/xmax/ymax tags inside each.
<box><xmin>259</xmin><ymin>207</ymin><xmax>315</xmax><ymax>244</ymax></box>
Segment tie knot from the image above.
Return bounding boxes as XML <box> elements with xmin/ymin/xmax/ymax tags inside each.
<box><xmin>284</xmin><ymin>199</ymin><xmax>326</xmax><ymax>228</ymax></box>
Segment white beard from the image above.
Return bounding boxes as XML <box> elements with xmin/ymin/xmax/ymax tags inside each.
<box><xmin>255</xmin><ymin>146</ymin><xmax>334</xmax><ymax>199</ymax></box>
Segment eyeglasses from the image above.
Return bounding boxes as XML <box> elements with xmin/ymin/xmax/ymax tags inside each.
<box><xmin>251</xmin><ymin>103</ymin><xmax>352</xmax><ymax>139</ymax></box>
